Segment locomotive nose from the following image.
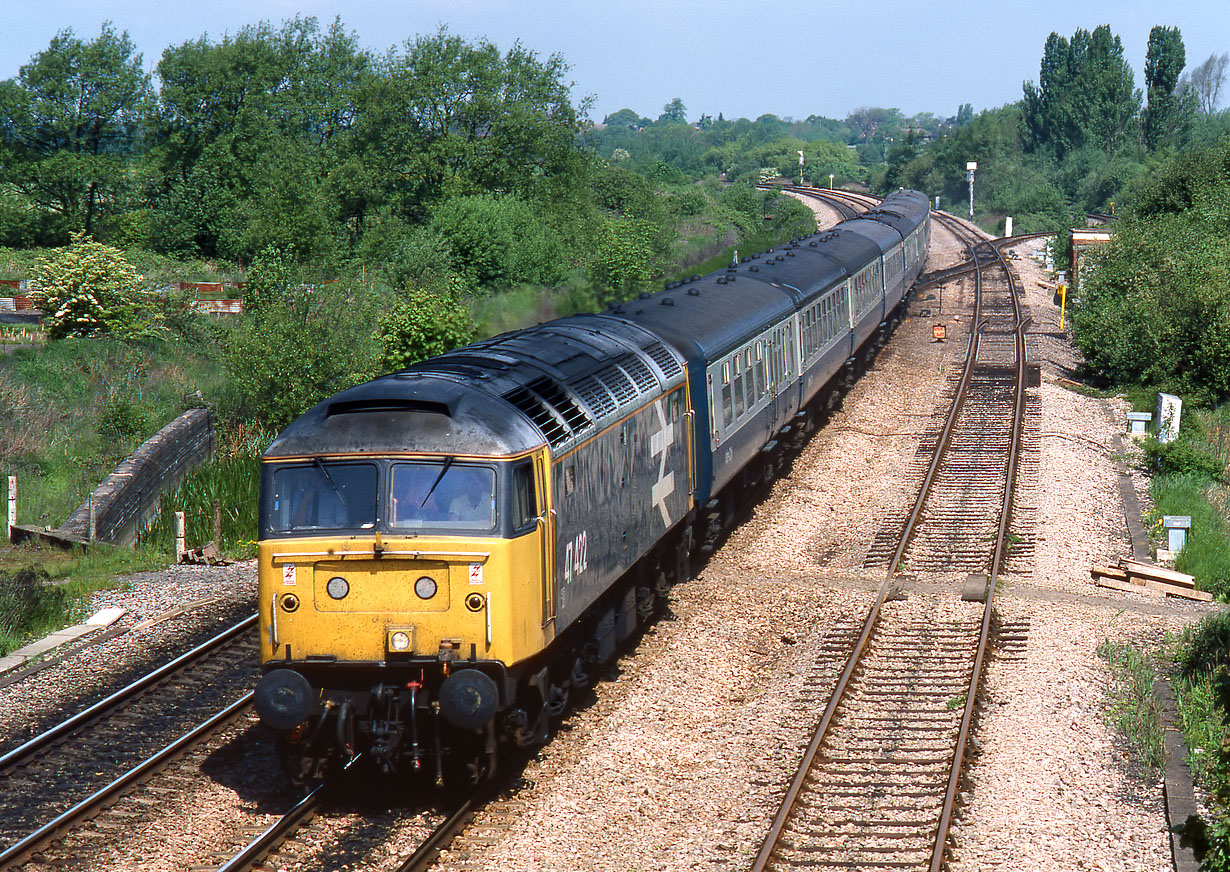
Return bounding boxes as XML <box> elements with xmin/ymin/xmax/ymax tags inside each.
<box><xmin>438</xmin><ymin>669</ymin><xmax>499</xmax><ymax>730</ymax></box>
<box><xmin>255</xmin><ymin>668</ymin><xmax>318</xmax><ymax>731</ymax></box>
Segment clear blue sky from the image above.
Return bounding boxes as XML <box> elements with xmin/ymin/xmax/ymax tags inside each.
<box><xmin>3</xmin><ymin>0</ymin><xmax>1228</xmax><ymax>123</ymax></box>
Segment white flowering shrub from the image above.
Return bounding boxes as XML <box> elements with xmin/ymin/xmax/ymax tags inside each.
<box><xmin>28</xmin><ymin>233</ymin><xmax>155</xmax><ymax>340</ymax></box>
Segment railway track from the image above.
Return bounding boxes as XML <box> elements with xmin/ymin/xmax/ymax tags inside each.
<box><xmin>0</xmin><ymin>617</ymin><xmax>259</xmax><ymax>868</ymax></box>
<box><xmin>769</xmin><ymin>184</ymin><xmax>879</xmax><ymax>220</ymax></box>
<box><xmin>752</xmin><ymin>212</ymin><xmax>1032</xmax><ymax>872</ymax></box>
<box><xmin>210</xmin><ymin>773</ymin><xmax>482</xmax><ymax>872</ymax></box>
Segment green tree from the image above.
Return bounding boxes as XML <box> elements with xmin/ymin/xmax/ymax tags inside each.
<box><xmin>587</xmin><ymin>218</ymin><xmax>662</xmax><ymax>295</ymax></box>
<box><xmin>1072</xmin><ymin>139</ymin><xmax>1230</xmax><ymax>402</ymax></box>
<box><xmin>241</xmin><ymin>245</ymin><xmax>299</xmax><ymax>319</ymax></box>
<box><xmin>1023</xmin><ymin>25</ymin><xmax>1141</xmax><ymax>158</ymax></box>
<box><xmin>375</xmin><ymin>286</ymin><xmax>479</xmax><ymax>371</ymax></box>
<box><xmin>603</xmin><ymin>108</ymin><xmax>648</xmax><ymax>128</ymax></box>
<box><xmin>345</xmin><ymin>28</ymin><xmax>588</xmax><ymax>224</ymax></box>
<box><xmin>429</xmin><ymin>195</ymin><xmax>568</xmax><ymax>288</ymax></box>
<box><xmin>660</xmin><ymin>97</ymin><xmax>688</xmax><ymax>124</ymax></box>
<box><xmin>1143</xmin><ymin>26</ymin><xmax>1189</xmax><ymax>149</ymax></box>
<box><xmin>0</xmin><ymin>23</ymin><xmax>152</xmax><ymax>241</ymax></box>
<box><xmin>27</xmin><ymin>233</ymin><xmax>154</xmax><ymax>339</ymax></box>
<box><xmin>222</xmin><ymin>279</ymin><xmax>383</xmax><ymax>428</ymax></box>
<box><xmin>146</xmin><ymin>16</ymin><xmax>365</xmax><ymax>260</ymax></box>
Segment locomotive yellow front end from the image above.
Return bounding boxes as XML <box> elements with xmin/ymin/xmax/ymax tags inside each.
<box><xmin>252</xmin><ymin>376</ymin><xmax>556</xmax><ymax>783</ymax></box>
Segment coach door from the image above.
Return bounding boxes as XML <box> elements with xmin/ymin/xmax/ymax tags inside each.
<box><xmin>768</xmin><ymin>322</ymin><xmax>794</xmax><ymax>432</ymax></box>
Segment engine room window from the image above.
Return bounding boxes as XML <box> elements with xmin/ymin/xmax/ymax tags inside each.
<box><xmin>722</xmin><ymin>384</ymin><xmax>734</xmax><ymax>427</ymax></box>
<box><xmin>267</xmin><ymin>461</ymin><xmax>378</xmax><ymax>533</ymax></box>
<box><xmin>389</xmin><ymin>461</ymin><xmax>496</xmax><ymax>532</ymax></box>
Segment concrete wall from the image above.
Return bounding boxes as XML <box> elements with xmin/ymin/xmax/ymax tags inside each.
<box><xmin>60</xmin><ymin>408</ymin><xmax>214</xmax><ymax>546</ymax></box>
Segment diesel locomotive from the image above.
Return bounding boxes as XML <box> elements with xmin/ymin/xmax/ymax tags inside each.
<box><xmin>253</xmin><ymin>188</ymin><xmax>931</xmax><ymax>784</ymax></box>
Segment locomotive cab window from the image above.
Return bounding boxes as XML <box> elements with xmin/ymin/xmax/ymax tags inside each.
<box><xmin>389</xmin><ymin>460</ymin><xmax>496</xmax><ymax>533</ymax></box>
<box><xmin>265</xmin><ymin>461</ymin><xmax>378</xmax><ymax>533</ymax></box>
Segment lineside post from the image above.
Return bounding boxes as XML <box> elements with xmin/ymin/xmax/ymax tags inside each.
<box><xmin>175</xmin><ymin>511</ymin><xmax>186</xmax><ymax>563</ymax></box>
<box><xmin>6</xmin><ymin>476</ymin><xmax>14</xmax><ymax>541</ymax></box>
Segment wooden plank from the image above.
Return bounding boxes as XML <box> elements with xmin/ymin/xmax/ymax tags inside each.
<box><xmin>1140</xmin><ymin>579</ymin><xmax>1214</xmax><ymax>602</ymax></box>
<box><xmin>1094</xmin><ymin>577</ymin><xmax>1165</xmax><ymax>598</ymax></box>
<box><xmin>1119</xmin><ymin>559</ymin><xmax>1195</xmax><ymax>588</ymax></box>
<box><xmin>1090</xmin><ymin>566</ymin><xmax>1129</xmax><ymax>581</ymax></box>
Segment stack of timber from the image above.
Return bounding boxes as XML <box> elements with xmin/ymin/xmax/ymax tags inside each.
<box><xmin>1091</xmin><ymin>558</ymin><xmax>1212</xmax><ymax>602</ymax></box>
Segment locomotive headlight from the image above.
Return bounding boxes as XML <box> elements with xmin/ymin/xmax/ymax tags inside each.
<box><xmin>414</xmin><ymin>575</ymin><xmax>438</xmax><ymax>600</ymax></box>
<box><xmin>326</xmin><ymin>576</ymin><xmax>349</xmax><ymax>600</ymax></box>
<box><xmin>390</xmin><ymin>630</ymin><xmax>411</xmax><ymax>651</ymax></box>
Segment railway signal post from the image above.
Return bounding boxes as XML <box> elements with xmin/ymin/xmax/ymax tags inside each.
<box><xmin>966</xmin><ymin>161</ymin><xmax>977</xmax><ymax>220</ymax></box>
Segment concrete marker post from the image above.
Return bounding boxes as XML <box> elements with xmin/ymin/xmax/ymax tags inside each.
<box><xmin>6</xmin><ymin>476</ymin><xmax>14</xmax><ymax>542</ymax></box>
<box><xmin>175</xmin><ymin>511</ymin><xmax>186</xmax><ymax>563</ymax></box>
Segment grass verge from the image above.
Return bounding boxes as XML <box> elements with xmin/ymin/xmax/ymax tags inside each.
<box><xmin>1148</xmin><ymin>474</ymin><xmax>1230</xmax><ymax>599</ymax></box>
<box><xmin>1097</xmin><ymin>638</ymin><xmax>1165</xmax><ymax>774</ymax></box>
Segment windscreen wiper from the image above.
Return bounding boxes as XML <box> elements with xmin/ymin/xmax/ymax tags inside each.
<box><xmin>314</xmin><ymin>456</ymin><xmax>347</xmax><ymax>506</ymax></box>
<box><xmin>421</xmin><ymin>456</ymin><xmax>454</xmax><ymax>507</ymax></box>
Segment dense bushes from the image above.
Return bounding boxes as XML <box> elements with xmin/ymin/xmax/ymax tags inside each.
<box><xmin>27</xmin><ymin>235</ymin><xmax>157</xmax><ymax>340</ymax></box>
<box><xmin>376</xmin><ymin>287</ymin><xmax>480</xmax><ymax>371</ymax></box>
<box><xmin>1072</xmin><ymin>139</ymin><xmax>1230</xmax><ymax>403</ymax></box>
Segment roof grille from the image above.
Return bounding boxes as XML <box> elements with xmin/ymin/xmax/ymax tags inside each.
<box><xmin>502</xmin><ymin>385</ymin><xmax>569</xmax><ymax>447</ymax></box>
<box><xmin>620</xmin><ymin>355</ymin><xmax>658</xmax><ymax>394</ymax></box>
<box><xmin>596</xmin><ymin>364</ymin><xmax>637</xmax><ymax>405</ymax></box>
<box><xmin>528</xmin><ymin>376</ymin><xmax>592</xmax><ymax>435</ymax></box>
<box><xmin>644</xmin><ymin>342</ymin><xmax>683</xmax><ymax>380</ymax></box>
<box><xmin>572</xmin><ymin>374</ymin><xmax>617</xmax><ymax>420</ymax></box>
<box><xmin>502</xmin><ymin>377</ymin><xmax>593</xmax><ymax>448</ymax></box>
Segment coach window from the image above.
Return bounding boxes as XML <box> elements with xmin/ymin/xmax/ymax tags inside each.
<box><xmin>721</xmin><ymin>362</ymin><xmax>734</xmax><ymax>427</ymax></box>
<box><xmin>754</xmin><ymin>342</ymin><xmax>766</xmax><ymax>397</ymax></box>
<box><xmin>734</xmin><ymin>356</ymin><xmax>746</xmax><ymax>418</ymax></box>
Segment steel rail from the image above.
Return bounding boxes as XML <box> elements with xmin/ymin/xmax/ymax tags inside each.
<box><xmin>0</xmin><ymin>614</ymin><xmax>257</xmax><ymax>773</ymax></box>
<box><xmin>928</xmin><ymin>243</ymin><xmax>1030</xmax><ymax>872</ymax></box>
<box><xmin>394</xmin><ymin>791</ymin><xmax>487</xmax><ymax>872</ymax></box>
<box><xmin>0</xmin><ymin>693</ymin><xmax>254</xmax><ymax>867</ymax></box>
<box><xmin>214</xmin><ymin>753</ymin><xmax>367</xmax><ymax>872</ymax></box>
<box><xmin>750</xmin><ymin>228</ymin><xmax>993</xmax><ymax>872</ymax></box>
